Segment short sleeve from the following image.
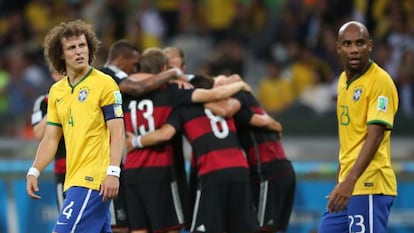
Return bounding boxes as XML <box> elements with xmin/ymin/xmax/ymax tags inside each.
<box><xmin>47</xmin><ymin>86</ymin><xmax>61</xmax><ymax>126</ymax></box>
<box><xmin>367</xmin><ymin>75</ymin><xmax>398</xmax><ymax>129</ymax></box>
<box><xmin>101</xmin><ymin>77</ymin><xmax>123</xmax><ymax>107</ymax></box>
<box><xmin>166</xmin><ymin>108</ymin><xmax>182</xmax><ymax>131</ymax></box>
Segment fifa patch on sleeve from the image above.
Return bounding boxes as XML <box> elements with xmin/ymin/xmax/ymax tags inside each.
<box><xmin>114</xmin><ymin>91</ymin><xmax>122</xmax><ymax>104</ymax></box>
<box><xmin>377</xmin><ymin>96</ymin><xmax>388</xmax><ymax>112</ymax></box>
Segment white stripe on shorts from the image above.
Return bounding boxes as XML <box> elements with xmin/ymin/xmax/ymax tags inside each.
<box><xmin>70</xmin><ymin>189</ymin><xmax>92</xmax><ymax>233</ymax></box>
<box><xmin>109</xmin><ymin>200</ymin><xmax>116</xmax><ymax>225</ymax></box>
<box><xmin>190</xmin><ymin>190</ymin><xmax>202</xmax><ymax>232</ymax></box>
<box><xmin>171</xmin><ymin>180</ymin><xmax>184</xmax><ymax>224</ymax></box>
<box><xmin>369</xmin><ymin>194</ymin><xmax>373</xmax><ymax>233</ymax></box>
<box><xmin>56</xmin><ymin>182</ymin><xmax>64</xmax><ymax>211</ymax></box>
<box><xmin>257</xmin><ymin>180</ymin><xmax>269</xmax><ymax>226</ymax></box>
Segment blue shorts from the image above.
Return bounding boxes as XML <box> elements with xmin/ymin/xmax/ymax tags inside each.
<box><xmin>318</xmin><ymin>194</ymin><xmax>394</xmax><ymax>233</ymax></box>
<box><xmin>53</xmin><ymin>187</ymin><xmax>112</xmax><ymax>233</ymax></box>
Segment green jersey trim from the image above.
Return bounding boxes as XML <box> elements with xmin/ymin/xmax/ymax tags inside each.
<box><xmin>367</xmin><ymin>119</ymin><xmax>393</xmax><ymax>129</ymax></box>
<box><xmin>47</xmin><ymin>121</ymin><xmax>62</xmax><ymax>127</ymax></box>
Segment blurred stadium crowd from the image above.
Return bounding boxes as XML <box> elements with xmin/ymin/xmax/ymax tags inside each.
<box><xmin>0</xmin><ymin>0</ymin><xmax>413</xmax><ymax>139</ymax></box>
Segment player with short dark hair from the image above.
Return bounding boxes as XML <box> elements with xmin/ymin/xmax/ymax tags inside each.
<box><xmin>318</xmin><ymin>21</ymin><xmax>398</xmax><ymax>233</ymax></box>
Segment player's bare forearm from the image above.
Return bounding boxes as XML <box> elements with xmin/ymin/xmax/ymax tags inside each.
<box><xmin>33</xmin><ymin>140</ymin><xmax>57</xmax><ymax>171</ymax></box>
<box><xmin>214</xmin><ymin>74</ymin><xmax>242</xmax><ymax>87</ymax></box>
<box><xmin>327</xmin><ymin>124</ymin><xmax>385</xmax><ymax>212</ymax></box>
<box><xmin>33</xmin><ymin>117</ymin><xmax>47</xmax><ymax>140</ymax></box>
<box><xmin>250</xmin><ymin>114</ymin><xmax>283</xmax><ymax>136</ymax></box>
<box><xmin>123</xmin><ymin>69</ymin><xmax>180</xmax><ymax>96</ymax></box>
<box><xmin>27</xmin><ymin>126</ymin><xmax>61</xmax><ymax>200</ymax></box>
<box><xmin>119</xmin><ymin>79</ymin><xmax>148</xmax><ymax>96</ymax></box>
<box><xmin>205</xmin><ymin>98</ymin><xmax>241</xmax><ymax>117</ymax></box>
<box><xmin>125</xmin><ymin>124</ymin><xmax>176</xmax><ymax>151</ymax></box>
<box><xmin>141</xmin><ymin>124</ymin><xmax>176</xmax><ymax>146</ymax></box>
<box><xmin>345</xmin><ymin>124</ymin><xmax>385</xmax><ymax>184</ymax></box>
<box><xmin>193</xmin><ymin>81</ymin><xmax>248</xmax><ymax>103</ymax></box>
<box><xmin>32</xmin><ymin>125</ymin><xmax>62</xmax><ymax>171</ymax></box>
<box><xmin>107</xmin><ymin>118</ymin><xmax>125</xmax><ymax>167</ymax></box>
<box><xmin>101</xmin><ymin>119</ymin><xmax>124</xmax><ymax>200</ymax></box>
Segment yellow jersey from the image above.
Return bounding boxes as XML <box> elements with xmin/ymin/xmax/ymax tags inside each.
<box><xmin>337</xmin><ymin>61</ymin><xmax>398</xmax><ymax>196</ymax></box>
<box><xmin>47</xmin><ymin>68</ymin><xmax>123</xmax><ymax>191</ymax></box>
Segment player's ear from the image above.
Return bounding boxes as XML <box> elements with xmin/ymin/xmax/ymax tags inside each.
<box><xmin>336</xmin><ymin>42</ymin><xmax>341</xmax><ymax>54</ymax></box>
<box><xmin>368</xmin><ymin>39</ymin><xmax>373</xmax><ymax>52</ymax></box>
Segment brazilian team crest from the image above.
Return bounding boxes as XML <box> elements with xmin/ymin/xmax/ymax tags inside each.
<box><xmin>78</xmin><ymin>87</ymin><xmax>89</xmax><ymax>102</ymax></box>
<box><xmin>353</xmin><ymin>87</ymin><xmax>363</xmax><ymax>101</ymax></box>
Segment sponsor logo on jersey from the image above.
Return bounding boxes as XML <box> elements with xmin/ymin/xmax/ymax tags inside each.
<box><xmin>364</xmin><ymin>182</ymin><xmax>374</xmax><ymax>187</ymax></box>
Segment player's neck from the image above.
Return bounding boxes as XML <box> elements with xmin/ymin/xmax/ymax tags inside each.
<box><xmin>67</xmin><ymin>66</ymin><xmax>91</xmax><ymax>85</ymax></box>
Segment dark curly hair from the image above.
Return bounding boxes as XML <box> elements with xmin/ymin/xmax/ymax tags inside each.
<box><xmin>43</xmin><ymin>19</ymin><xmax>101</xmax><ymax>75</ymax></box>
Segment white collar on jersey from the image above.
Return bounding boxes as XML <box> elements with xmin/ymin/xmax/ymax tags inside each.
<box><xmin>106</xmin><ymin>65</ymin><xmax>128</xmax><ymax>79</ymax></box>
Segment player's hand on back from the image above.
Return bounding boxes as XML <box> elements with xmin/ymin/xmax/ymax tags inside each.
<box><xmin>169</xmin><ymin>79</ymin><xmax>193</xmax><ymax>89</ymax></box>
<box><xmin>241</xmin><ymin>81</ymin><xmax>253</xmax><ymax>93</ymax></box>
